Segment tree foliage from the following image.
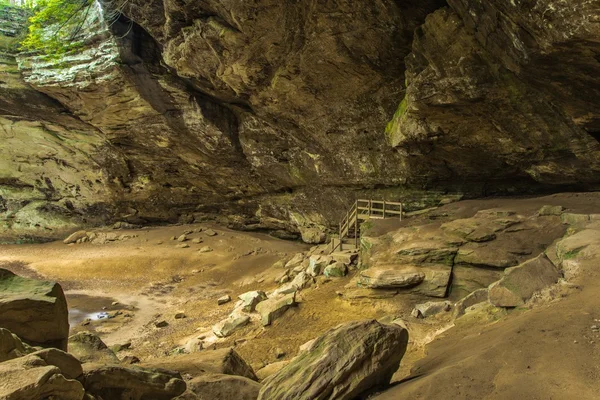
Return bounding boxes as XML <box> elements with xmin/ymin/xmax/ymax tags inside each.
<box><xmin>20</xmin><ymin>0</ymin><xmax>92</xmax><ymax>55</ymax></box>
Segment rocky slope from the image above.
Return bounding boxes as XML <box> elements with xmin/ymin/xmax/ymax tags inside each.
<box><xmin>1</xmin><ymin>1</ymin><xmax>599</xmax><ymax>241</ymax></box>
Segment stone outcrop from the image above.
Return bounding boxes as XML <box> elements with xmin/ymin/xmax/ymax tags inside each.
<box><xmin>0</xmin><ymin>268</ymin><xmax>69</xmax><ymax>350</ymax></box>
<box><xmin>359</xmin><ymin>267</ymin><xmax>425</xmax><ymax>289</ymax></box>
<box><xmin>0</xmin><ymin>328</ymin><xmax>33</xmax><ymax>362</ymax></box>
<box><xmin>489</xmin><ymin>254</ymin><xmax>561</xmax><ymax>307</ymax></box>
<box><xmin>258</xmin><ymin>320</ymin><xmax>408</xmax><ymax>400</ymax></box>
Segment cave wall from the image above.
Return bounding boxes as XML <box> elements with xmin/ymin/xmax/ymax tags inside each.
<box><xmin>1</xmin><ymin>0</ymin><xmax>599</xmax><ymax>242</ymax></box>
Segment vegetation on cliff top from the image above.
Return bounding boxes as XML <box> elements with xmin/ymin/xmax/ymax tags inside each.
<box><xmin>20</xmin><ymin>0</ymin><xmax>92</xmax><ymax>55</ymax></box>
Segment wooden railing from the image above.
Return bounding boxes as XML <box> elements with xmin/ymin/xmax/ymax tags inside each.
<box><xmin>330</xmin><ymin>199</ymin><xmax>403</xmax><ymax>253</ymax></box>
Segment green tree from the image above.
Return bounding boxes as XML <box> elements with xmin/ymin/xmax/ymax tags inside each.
<box><xmin>21</xmin><ymin>0</ymin><xmax>92</xmax><ymax>55</ymax></box>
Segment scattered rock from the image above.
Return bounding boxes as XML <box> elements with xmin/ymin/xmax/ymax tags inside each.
<box><xmin>176</xmin><ymin>243</ymin><xmax>190</xmax><ymax>249</ymax></box>
<box><xmin>284</xmin><ymin>253</ymin><xmax>305</xmax><ymax>269</ymax></box>
<box><xmin>274</xmin><ymin>348</ymin><xmax>286</xmax><ymax>359</ymax></box>
<box><xmin>63</xmin><ymin>230</ymin><xmax>88</xmax><ymax>244</ymax></box>
<box><xmin>258</xmin><ymin>320</ymin><xmax>408</xmax><ymax>400</ymax></box>
<box><xmin>187</xmin><ymin>373</ymin><xmax>262</xmax><ymax>400</ymax></box>
<box><xmin>256</xmin><ymin>293</ymin><xmax>297</xmax><ymax>326</ymax></box>
<box><xmin>204</xmin><ymin>229</ymin><xmax>218</xmax><ymax>236</ymax></box>
<box><xmin>0</xmin><ymin>268</ymin><xmax>69</xmax><ymax>350</ymax></box>
<box><xmin>178</xmin><ymin>234</ymin><xmax>188</xmax><ymax>242</ymax></box>
<box><xmin>175</xmin><ymin>312</ymin><xmax>187</xmax><ymax>319</ymax></box>
<box><xmin>489</xmin><ymin>254</ymin><xmax>561</xmax><ymax>308</ymax></box>
<box><xmin>412</xmin><ymin>301</ymin><xmax>452</xmax><ymax>318</ymax></box>
<box><xmin>192</xmin><ymin>238</ymin><xmax>203</xmax><ymax>244</ymax></box>
<box><xmin>306</xmin><ymin>255</ymin><xmax>333</xmax><ymax>277</ymax></box>
<box><xmin>218</xmin><ymin>295</ymin><xmax>232</xmax><ymax>305</ymax></box>
<box><xmin>155</xmin><ymin>320</ymin><xmax>169</xmax><ymax>328</ymax></box>
<box><xmin>238</xmin><ymin>291</ymin><xmax>268</xmax><ymax>312</ymax></box>
<box><xmin>213</xmin><ymin>314</ymin><xmax>251</xmax><ymax>337</ymax></box>
<box><xmin>121</xmin><ymin>355</ymin><xmax>141</xmax><ymax>365</ymax></box>
<box><xmin>330</xmin><ymin>252</ymin><xmax>358</xmax><ymax>265</ymax></box>
<box><xmin>359</xmin><ymin>266</ymin><xmax>425</xmax><ymax>289</ymax></box>
<box><xmin>324</xmin><ymin>262</ymin><xmax>348</xmax><ymax>278</ymax></box>
<box><xmin>199</xmin><ymin>246</ymin><xmax>214</xmax><ymax>253</ymax></box>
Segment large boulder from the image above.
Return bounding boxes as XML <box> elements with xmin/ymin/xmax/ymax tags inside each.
<box><xmin>258</xmin><ymin>320</ymin><xmax>408</xmax><ymax>400</ymax></box>
<box><xmin>0</xmin><ymin>349</ymin><xmax>84</xmax><ymax>400</ymax></box>
<box><xmin>489</xmin><ymin>254</ymin><xmax>562</xmax><ymax>307</ymax></box>
<box><xmin>68</xmin><ymin>331</ymin><xmax>119</xmax><ymax>364</ymax></box>
<box><xmin>141</xmin><ymin>347</ymin><xmax>257</xmax><ymax>380</ymax></box>
<box><xmin>187</xmin><ymin>373</ymin><xmax>262</xmax><ymax>400</ymax></box>
<box><xmin>81</xmin><ymin>364</ymin><xmax>186</xmax><ymax>400</ymax></box>
<box><xmin>0</xmin><ymin>268</ymin><xmax>69</xmax><ymax>350</ymax></box>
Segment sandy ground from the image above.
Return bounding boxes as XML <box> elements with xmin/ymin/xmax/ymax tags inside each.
<box><xmin>1</xmin><ymin>191</ymin><xmax>599</xmax><ymax>394</ymax></box>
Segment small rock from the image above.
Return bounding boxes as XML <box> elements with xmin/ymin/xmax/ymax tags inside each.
<box><xmin>275</xmin><ymin>348</ymin><xmax>286</xmax><ymax>359</ymax></box>
<box><xmin>156</xmin><ymin>241</ymin><xmax>163</xmax><ymax>245</ymax></box>
<box><xmin>538</xmin><ymin>205</ymin><xmax>564</xmax><ymax>216</ymax></box>
<box><xmin>178</xmin><ymin>234</ymin><xmax>188</xmax><ymax>242</ymax></box>
<box><xmin>176</xmin><ymin>244</ymin><xmax>190</xmax><ymax>249</ymax></box>
<box><xmin>199</xmin><ymin>246</ymin><xmax>214</xmax><ymax>253</ymax></box>
<box><xmin>175</xmin><ymin>312</ymin><xmax>186</xmax><ymax>319</ymax></box>
<box><xmin>218</xmin><ymin>295</ymin><xmax>232</xmax><ymax>305</ymax></box>
<box><xmin>256</xmin><ymin>293</ymin><xmax>297</xmax><ymax>326</ymax></box>
<box><xmin>204</xmin><ymin>229</ymin><xmax>218</xmax><ymax>237</ymax></box>
<box><xmin>171</xmin><ymin>236</ymin><xmax>177</xmax><ymax>241</ymax></box>
<box><xmin>121</xmin><ymin>355</ymin><xmax>140</xmax><ymax>365</ymax></box>
<box><xmin>412</xmin><ymin>301</ymin><xmax>452</xmax><ymax>318</ymax></box>
<box><xmin>192</xmin><ymin>238</ymin><xmax>203</xmax><ymax>244</ymax></box>
<box><xmin>323</xmin><ymin>262</ymin><xmax>348</xmax><ymax>278</ymax></box>
<box><xmin>238</xmin><ymin>291</ymin><xmax>268</xmax><ymax>312</ymax></box>
<box><xmin>155</xmin><ymin>320</ymin><xmax>169</xmax><ymax>328</ymax></box>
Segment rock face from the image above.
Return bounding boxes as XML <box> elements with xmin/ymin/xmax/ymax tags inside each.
<box><xmin>386</xmin><ymin>3</ymin><xmax>600</xmax><ymax>192</ymax></box>
<box><xmin>0</xmin><ymin>328</ymin><xmax>32</xmax><ymax>362</ymax></box>
<box><xmin>489</xmin><ymin>254</ymin><xmax>561</xmax><ymax>307</ymax></box>
<box><xmin>68</xmin><ymin>331</ymin><xmax>119</xmax><ymax>364</ymax></box>
<box><xmin>0</xmin><ymin>269</ymin><xmax>69</xmax><ymax>350</ymax></box>
<box><xmin>258</xmin><ymin>320</ymin><xmax>408</xmax><ymax>400</ymax></box>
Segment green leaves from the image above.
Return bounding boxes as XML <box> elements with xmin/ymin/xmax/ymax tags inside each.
<box><xmin>20</xmin><ymin>0</ymin><xmax>92</xmax><ymax>55</ymax></box>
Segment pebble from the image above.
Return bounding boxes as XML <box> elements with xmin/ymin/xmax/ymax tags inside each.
<box><xmin>192</xmin><ymin>238</ymin><xmax>203</xmax><ymax>244</ymax></box>
<box><xmin>198</xmin><ymin>246</ymin><xmax>213</xmax><ymax>253</ymax></box>
<box><xmin>176</xmin><ymin>244</ymin><xmax>190</xmax><ymax>249</ymax></box>
<box><xmin>218</xmin><ymin>295</ymin><xmax>232</xmax><ymax>305</ymax></box>
<box><xmin>155</xmin><ymin>320</ymin><xmax>169</xmax><ymax>328</ymax></box>
<box><xmin>177</xmin><ymin>234</ymin><xmax>188</xmax><ymax>242</ymax></box>
<box><xmin>175</xmin><ymin>312</ymin><xmax>186</xmax><ymax>319</ymax></box>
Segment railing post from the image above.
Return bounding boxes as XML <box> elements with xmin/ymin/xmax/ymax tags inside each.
<box><xmin>383</xmin><ymin>200</ymin><xmax>386</xmax><ymax>219</ymax></box>
<box><xmin>368</xmin><ymin>200</ymin><xmax>372</xmax><ymax>217</ymax></box>
<box><xmin>354</xmin><ymin>206</ymin><xmax>358</xmax><ymax>248</ymax></box>
<box><xmin>339</xmin><ymin>222</ymin><xmax>342</xmax><ymax>251</ymax></box>
<box><xmin>400</xmin><ymin>202</ymin><xmax>403</xmax><ymax>221</ymax></box>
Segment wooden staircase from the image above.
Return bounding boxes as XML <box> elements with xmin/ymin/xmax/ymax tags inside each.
<box><xmin>330</xmin><ymin>199</ymin><xmax>403</xmax><ymax>253</ymax></box>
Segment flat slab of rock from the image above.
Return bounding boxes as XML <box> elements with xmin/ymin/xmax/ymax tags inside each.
<box><xmin>258</xmin><ymin>320</ymin><xmax>408</xmax><ymax>400</ymax></box>
<box><xmin>213</xmin><ymin>314</ymin><xmax>250</xmax><ymax>337</ymax></box>
<box><xmin>0</xmin><ymin>349</ymin><xmax>84</xmax><ymax>400</ymax></box>
<box><xmin>256</xmin><ymin>360</ymin><xmax>290</xmax><ymax>381</ymax></box>
<box><xmin>82</xmin><ymin>364</ymin><xmax>186</xmax><ymax>400</ymax></box>
<box><xmin>323</xmin><ymin>262</ymin><xmax>348</xmax><ymax>278</ymax></box>
<box><xmin>359</xmin><ymin>266</ymin><xmax>425</xmax><ymax>289</ymax></box>
<box><xmin>256</xmin><ymin>293</ymin><xmax>296</xmax><ymax>326</ymax></box>
<box><xmin>489</xmin><ymin>254</ymin><xmax>561</xmax><ymax>307</ymax></box>
<box><xmin>0</xmin><ymin>268</ymin><xmax>69</xmax><ymax>350</ymax></box>
<box><xmin>187</xmin><ymin>373</ymin><xmax>262</xmax><ymax>400</ymax></box>
<box><xmin>140</xmin><ymin>348</ymin><xmax>257</xmax><ymax>380</ymax></box>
